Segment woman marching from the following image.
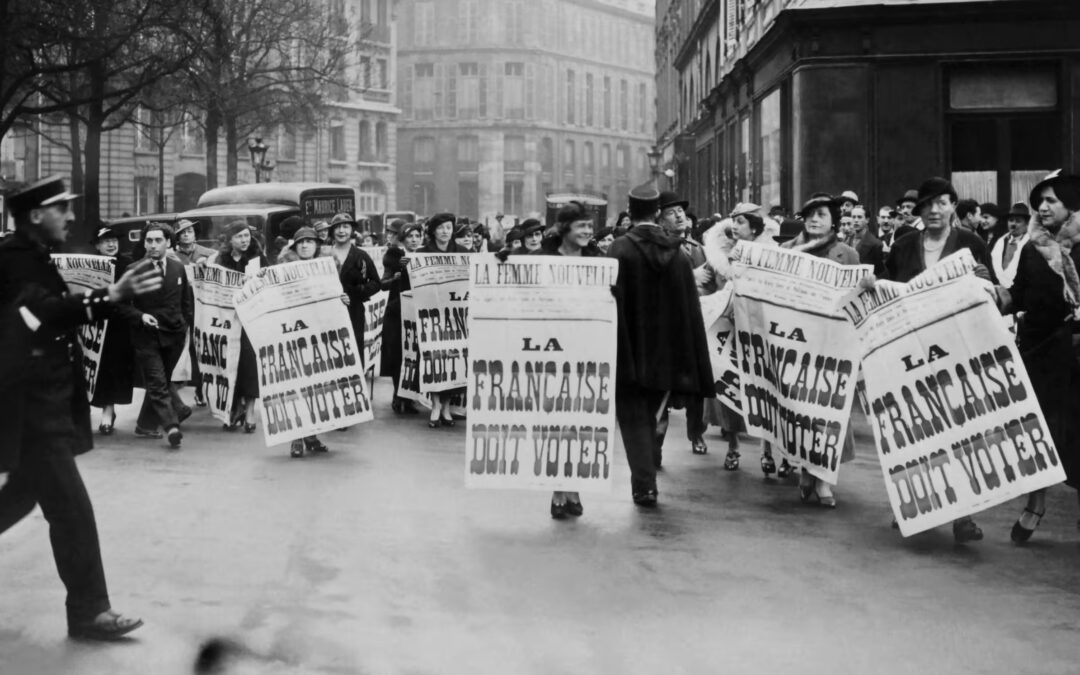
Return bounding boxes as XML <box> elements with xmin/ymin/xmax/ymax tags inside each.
<box><xmin>994</xmin><ymin>171</ymin><xmax>1080</xmax><ymax>542</ymax></box>
<box><xmin>173</xmin><ymin>219</ymin><xmax>215</xmax><ymax>407</ymax></box>
<box><xmin>210</xmin><ymin>220</ymin><xmax>267</xmax><ymax>433</ymax></box>
<box><xmin>417</xmin><ymin>213</ymin><xmax>466</xmax><ymax>429</ymax></box>
<box><xmin>381</xmin><ymin>222</ymin><xmax>425</xmax><ymax>414</ymax></box>
<box><xmin>327</xmin><ymin>212</ymin><xmax>382</xmax><ymax>377</ymax></box>
<box><xmin>781</xmin><ymin>193</ymin><xmax>861</xmax><ymax>508</ymax></box>
<box><xmin>276</xmin><ymin>227</ymin><xmax>333</xmax><ymax>457</ymax></box>
<box><xmin>533</xmin><ymin>202</ymin><xmax>602</xmax><ymax>519</ymax></box>
<box><xmin>89</xmin><ymin>224</ymin><xmax>135</xmax><ymax>434</ymax></box>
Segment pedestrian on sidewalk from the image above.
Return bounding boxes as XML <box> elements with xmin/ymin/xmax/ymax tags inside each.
<box><xmin>0</xmin><ymin>176</ymin><xmax>159</xmax><ymax>640</ymax></box>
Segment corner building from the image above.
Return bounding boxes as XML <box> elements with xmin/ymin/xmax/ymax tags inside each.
<box><xmin>657</xmin><ymin>0</ymin><xmax>1080</xmax><ymax>217</ymax></box>
<box><xmin>396</xmin><ymin>0</ymin><xmax>656</xmax><ymax>222</ymax></box>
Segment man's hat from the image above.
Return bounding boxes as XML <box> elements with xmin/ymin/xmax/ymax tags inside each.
<box><xmin>773</xmin><ymin>217</ymin><xmax>803</xmax><ymax>244</ymax></box>
<box><xmin>896</xmin><ymin>189</ymin><xmax>919</xmax><ymax>207</ymax></box>
<box><xmin>1029</xmin><ymin>169</ymin><xmax>1080</xmax><ymax>212</ymax></box>
<box><xmin>293</xmin><ymin>226</ymin><xmax>319</xmax><ymax>242</ymax></box>
<box><xmin>1008</xmin><ymin>202</ymin><xmax>1031</xmax><ymax>219</ymax></box>
<box><xmin>9</xmin><ymin>175</ymin><xmax>79</xmax><ymax>214</ymax></box>
<box><xmin>658</xmin><ymin>190</ymin><xmax>689</xmax><ymax>211</ymax></box>
<box><xmin>91</xmin><ymin>223</ymin><xmax>120</xmax><ymax>243</ymax></box>
<box><xmin>730</xmin><ymin>202</ymin><xmax>761</xmax><ymax>219</ymax></box>
<box><xmin>914</xmin><ymin>177</ymin><xmax>958</xmax><ymax>210</ymax></box>
<box><xmin>839</xmin><ymin>190</ymin><xmax>859</xmax><ymax>204</ymax></box>
<box><xmin>174</xmin><ymin>218</ymin><xmax>197</xmax><ymax>235</ymax></box>
<box><xmin>628</xmin><ymin>183</ymin><xmax>660</xmax><ymax>211</ymax></box>
<box><xmin>329</xmin><ymin>212</ymin><xmax>357</xmax><ymax>229</ymax></box>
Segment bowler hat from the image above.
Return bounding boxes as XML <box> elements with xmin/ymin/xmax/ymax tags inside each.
<box><xmin>1029</xmin><ymin>170</ymin><xmax>1080</xmax><ymax>212</ymax></box>
<box><xmin>658</xmin><ymin>190</ymin><xmax>689</xmax><ymax>211</ymax></box>
<box><xmin>914</xmin><ymin>177</ymin><xmax>958</xmax><ymax>211</ymax></box>
<box><xmin>1008</xmin><ymin>202</ymin><xmax>1031</xmax><ymax>219</ymax></box>
<box><xmin>628</xmin><ymin>183</ymin><xmax>660</xmax><ymax>209</ymax></box>
<box><xmin>896</xmin><ymin>189</ymin><xmax>919</xmax><ymax>207</ymax></box>
<box><xmin>91</xmin><ymin>223</ymin><xmax>120</xmax><ymax>243</ymax></box>
<box><xmin>774</xmin><ymin>217</ymin><xmax>803</xmax><ymax>244</ymax></box>
<box><xmin>9</xmin><ymin>176</ymin><xmax>79</xmax><ymax>214</ymax></box>
<box><xmin>293</xmin><ymin>226</ymin><xmax>318</xmax><ymax>242</ymax></box>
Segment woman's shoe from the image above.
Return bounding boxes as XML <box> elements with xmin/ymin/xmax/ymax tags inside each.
<box><xmin>565</xmin><ymin>493</ymin><xmax>583</xmax><ymax>517</ymax></box>
<box><xmin>550</xmin><ymin>499</ymin><xmax>568</xmax><ymax>520</ymax></box>
<box><xmin>402</xmin><ymin>402</ymin><xmax>420</xmax><ymax>415</ymax></box>
<box><xmin>244</xmin><ymin>423</ymin><xmax>256</xmax><ymax>434</ymax></box>
<box><xmin>391</xmin><ymin>399</ymin><xmax>403</xmax><ymax>414</ymax></box>
<box><xmin>814</xmin><ymin>482</ymin><xmax>837</xmax><ymax>509</ymax></box>
<box><xmin>691</xmin><ymin>436</ymin><xmax>708</xmax><ymax>455</ymax></box>
<box><xmin>799</xmin><ymin>470</ymin><xmax>816</xmax><ymax>503</ymax></box>
<box><xmin>290</xmin><ymin>440</ymin><xmax>305</xmax><ymax>458</ymax></box>
<box><xmin>223</xmin><ymin>410</ymin><xmax>244</xmax><ymax>432</ymax></box>
<box><xmin>427</xmin><ymin>420</ymin><xmax>440</xmax><ymax>429</ymax></box>
<box><xmin>440</xmin><ymin>418</ymin><xmax>455</xmax><ymax>427</ymax></box>
<box><xmin>777</xmin><ymin>459</ymin><xmax>794</xmax><ymax>479</ymax></box>
<box><xmin>761</xmin><ymin>454</ymin><xmax>776</xmax><ymax>477</ymax></box>
<box><xmin>1010</xmin><ymin>508</ymin><xmax>1045</xmax><ymax>544</ymax></box>
<box><xmin>723</xmin><ymin>450</ymin><xmax>740</xmax><ymax>471</ymax></box>
<box><xmin>98</xmin><ymin>412</ymin><xmax>116</xmax><ymax>436</ymax></box>
<box><xmin>954</xmin><ymin>518</ymin><xmax>984</xmax><ymax>543</ymax></box>
<box><xmin>194</xmin><ymin>391</ymin><xmax>208</xmax><ymax>408</ymax></box>
<box><xmin>305</xmin><ymin>438</ymin><xmax>329</xmax><ymax>453</ymax></box>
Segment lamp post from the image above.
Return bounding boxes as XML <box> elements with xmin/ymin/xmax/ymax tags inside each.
<box><xmin>247</xmin><ymin>137</ymin><xmax>273</xmax><ymax>183</ymax></box>
<box><xmin>647</xmin><ymin>146</ymin><xmax>662</xmax><ymax>186</ymax></box>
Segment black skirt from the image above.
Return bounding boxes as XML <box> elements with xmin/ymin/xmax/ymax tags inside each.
<box><xmin>89</xmin><ymin>320</ymin><xmax>134</xmax><ymax>406</ymax></box>
<box><xmin>234</xmin><ymin>330</ymin><xmax>260</xmax><ymax>400</ymax></box>
<box><xmin>1020</xmin><ymin>325</ymin><xmax>1080</xmax><ymax>490</ymax></box>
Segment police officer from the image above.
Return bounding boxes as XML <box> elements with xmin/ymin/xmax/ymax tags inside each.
<box><xmin>0</xmin><ymin>176</ymin><xmax>160</xmax><ymax>640</ymax></box>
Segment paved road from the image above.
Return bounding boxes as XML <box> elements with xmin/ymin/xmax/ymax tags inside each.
<box><xmin>1</xmin><ymin>381</ymin><xmax>1078</xmax><ymax>675</ymax></box>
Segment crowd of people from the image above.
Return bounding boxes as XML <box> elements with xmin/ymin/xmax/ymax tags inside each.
<box><xmin>2</xmin><ymin>167</ymin><xmax>1080</xmax><ymax>640</ymax></box>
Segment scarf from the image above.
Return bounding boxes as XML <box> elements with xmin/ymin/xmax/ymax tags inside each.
<box><xmin>1027</xmin><ymin>213</ymin><xmax>1080</xmax><ymax>307</ymax></box>
<box><xmin>784</xmin><ymin>231</ymin><xmax>838</xmax><ymax>256</ymax></box>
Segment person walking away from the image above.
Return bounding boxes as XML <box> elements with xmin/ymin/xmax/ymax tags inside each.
<box><xmin>0</xmin><ymin>176</ymin><xmax>160</xmax><ymax>640</ymax></box>
<box><xmin>607</xmin><ymin>185</ymin><xmax>713</xmax><ymax>506</ymax></box>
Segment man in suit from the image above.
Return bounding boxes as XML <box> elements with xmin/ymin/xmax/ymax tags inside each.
<box><xmin>123</xmin><ymin>223</ymin><xmax>193</xmax><ymax>448</ymax></box>
<box><xmin>0</xmin><ymin>176</ymin><xmax>158</xmax><ymax>640</ymax></box>
<box><xmin>990</xmin><ymin>202</ymin><xmax>1031</xmax><ymax>289</ymax></box>
<box><xmin>850</xmin><ymin>205</ymin><xmax>886</xmax><ymax>277</ymax></box>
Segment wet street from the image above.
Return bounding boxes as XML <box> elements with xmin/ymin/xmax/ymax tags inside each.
<box><xmin>1</xmin><ymin>380</ymin><xmax>1078</xmax><ymax>675</ymax></box>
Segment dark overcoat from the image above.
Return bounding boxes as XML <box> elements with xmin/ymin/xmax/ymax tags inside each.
<box><xmin>606</xmin><ymin>224</ymin><xmax>713</xmax><ymax>398</ymax></box>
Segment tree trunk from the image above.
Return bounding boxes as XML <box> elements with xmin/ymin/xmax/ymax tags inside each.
<box><xmin>83</xmin><ymin>101</ymin><xmax>104</xmax><ymax>235</ymax></box>
<box><xmin>157</xmin><ymin>127</ymin><xmax>166</xmax><ymax>212</ymax></box>
<box><xmin>224</xmin><ymin>114</ymin><xmax>238</xmax><ymax>185</ymax></box>
<box><xmin>65</xmin><ymin>111</ymin><xmax>86</xmax><ymax>251</ymax></box>
<box><xmin>205</xmin><ymin>107</ymin><xmax>220</xmax><ymax>191</ymax></box>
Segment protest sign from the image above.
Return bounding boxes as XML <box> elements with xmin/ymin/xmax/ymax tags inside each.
<box><xmin>729</xmin><ymin>241</ymin><xmax>871</xmax><ymax>484</ymax></box>
<box><xmin>465</xmin><ymin>255</ymin><xmax>619</xmax><ymax>493</ymax></box>
<box><xmin>234</xmin><ymin>258</ymin><xmax>373</xmax><ymax>445</ymax></box>
<box><xmin>701</xmin><ymin>287</ymin><xmax>741</xmax><ymax>412</ymax></box>
<box><xmin>52</xmin><ymin>254</ymin><xmax>114</xmax><ymax>399</ymax></box>
<box><xmin>361</xmin><ymin>246</ymin><xmax>386</xmax><ymax>279</ymax></box>
<box><xmin>364</xmin><ymin>290</ymin><xmax>388</xmax><ymax>374</ymax></box>
<box><xmin>399</xmin><ymin>292</ymin><xmax>425</xmax><ymax>404</ymax></box>
<box><xmin>189</xmin><ymin>264</ymin><xmax>245</xmax><ymax>423</ymax></box>
<box><xmin>841</xmin><ymin>250</ymin><xmax>1065</xmax><ymax>535</ymax></box>
<box><xmin>406</xmin><ymin>253</ymin><xmax>470</xmax><ymax>393</ymax></box>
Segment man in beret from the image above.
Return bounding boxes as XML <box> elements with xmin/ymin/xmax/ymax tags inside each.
<box><xmin>608</xmin><ymin>184</ymin><xmax>713</xmax><ymax>506</ymax></box>
<box><xmin>0</xmin><ymin>176</ymin><xmax>158</xmax><ymax>640</ymax></box>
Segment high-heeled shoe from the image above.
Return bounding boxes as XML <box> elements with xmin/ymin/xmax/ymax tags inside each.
<box><xmin>98</xmin><ymin>412</ymin><xmax>116</xmax><ymax>435</ymax></box>
<box><xmin>290</xmin><ymin>439</ymin><xmax>305</xmax><ymax>458</ymax></box>
<box><xmin>777</xmin><ymin>459</ymin><xmax>793</xmax><ymax>479</ymax></box>
<box><xmin>814</xmin><ymin>481</ymin><xmax>837</xmax><ymax>508</ymax></box>
<box><xmin>427</xmin><ymin>419</ymin><xmax>440</xmax><ymax>429</ymax></box>
<box><xmin>440</xmin><ymin>418</ymin><xmax>455</xmax><ymax>427</ymax></box>
<box><xmin>761</xmin><ymin>454</ymin><xmax>776</xmax><ymax>477</ymax></box>
<box><xmin>244</xmin><ymin>422</ymin><xmax>256</xmax><ymax>434</ymax></box>
<box><xmin>565</xmin><ymin>496</ymin><xmax>583</xmax><ymax>517</ymax></box>
<box><xmin>723</xmin><ymin>449</ymin><xmax>740</xmax><ymax>471</ymax></box>
<box><xmin>799</xmin><ymin>470</ymin><xmax>815</xmax><ymax>502</ymax></box>
<box><xmin>194</xmin><ymin>390</ymin><xmax>208</xmax><ymax>408</ymax></box>
<box><xmin>1010</xmin><ymin>508</ymin><xmax>1045</xmax><ymax>543</ymax></box>
<box><xmin>305</xmin><ymin>437</ymin><xmax>329</xmax><ymax>453</ymax></box>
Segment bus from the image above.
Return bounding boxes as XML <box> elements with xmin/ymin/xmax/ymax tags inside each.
<box><xmin>357</xmin><ymin>210</ymin><xmax>417</xmax><ymax>239</ymax></box>
<box><xmin>176</xmin><ymin>182</ymin><xmax>357</xmax><ymax>251</ymax></box>
<box><xmin>544</xmin><ymin>193</ymin><xmax>608</xmax><ymax>229</ymax></box>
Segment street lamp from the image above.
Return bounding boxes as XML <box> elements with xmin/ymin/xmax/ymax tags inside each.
<box><xmin>247</xmin><ymin>137</ymin><xmax>272</xmax><ymax>183</ymax></box>
<box><xmin>663</xmin><ymin>167</ymin><xmax>676</xmax><ymax>190</ymax></box>
<box><xmin>647</xmin><ymin>146</ymin><xmax>662</xmax><ymax>184</ymax></box>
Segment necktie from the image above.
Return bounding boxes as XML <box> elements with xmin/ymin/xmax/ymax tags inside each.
<box><xmin>1003</xmin><ymin>238</ymin><xmax>1017</xmax><ymax>268</ymax></box>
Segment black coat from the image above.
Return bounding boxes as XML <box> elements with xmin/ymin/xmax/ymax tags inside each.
<box><xmin>90</xmin><ymin>253</ymin><xmax>135</xmax><ymax>406</ymax></box>
<box><xmin>379</xmin><ymin>246</ymin><xmax>408</xmax><ymax>377</ymax></box>
<box><xmin>607</xmin><ymin>224</ymin><xmax>713</xmax><ymax>397</ymax></box>
<box><xmin>884</xmin><ymin>227</ymin><xmax>992</xmax><ymax>283</ymax></box>
<box><xmin>0</xmin><ymin>231</ymin><xmax>118</xmax><ymax>471</ymax></box>
<box><xmin>335</xmin><ymin>245</ymin><xmax>381</xmax><ymax>362</ymax></box>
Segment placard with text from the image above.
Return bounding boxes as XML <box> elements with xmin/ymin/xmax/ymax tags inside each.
<box><xmin>406</xmin><ymin>253</ymin><xmax>471</xmax><ymax>393</ymax></box>
<box><xmin>52</xmin><ymin>254</ymin><xmax>114</xmax><ymax>400</ymax></box>
<box><xmin>189</xmin><ymin>264</ymin><xmax>245</xmax><ymax>424</ymax></box>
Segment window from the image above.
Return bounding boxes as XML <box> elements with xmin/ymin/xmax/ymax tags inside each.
<box><xmin>505</xmin><ymin>1</ymin><xmax>523</xmax><ymax>43</ymax></box>
<box><xmin>740</xmin><ymin>114</ymin><xmax>750</xmax><ymax>203</ymax></box>
<box><xmin>460</xmin><ymin>0</ymin><xmax>479</xmax><ymax>43</ymax></box>
<box><xmin>585</xmin><ymin>74</ymin><xmax>594</xmax><ymax>127</ymax></box>
<box><xmin>504</xmin><ymin>63</ymin><xmax>525</xmax><ymax>119</ymax></box>
<box><xmin>620</xmin><ymin>79</ymin><xmax>629</xmax><ymax>131</ymax></box>
<box><xmin>583</xmin><ymin>142</ymin><xmax>594</xmax><ymax>176</ymax></box>
<box><xmin>134</xmin><ymin>177</ymin><xmax>158</xmax><ymax>214</ymax></box>
<box><xmin>504</xmin><ymin>180</ymin><xmax>524</xmax><ymax>215</ymax></box>
<box><xmin>459</xmin><ymin>180</ymin><xmax>479</xmax><ymax>217</ymax></box>
<box><xmin>457</xmin><ymin>135</ymin><xmax>479</xmax><ymax>167</ymax></box>
<box><xmin>414</xmin><ymin>63</ymin><xmax>435</xmax><ymax>120</ymax></box>
<box><xmin>758</xmin><ymin>89</ymin><xmax>782</xmax><ymax>215</ymax></box>
<box><xmin>539</xmin><ymin>137</ymin><xmax>554</xmax><ymax>173</ymax></box>
<box><xmin>329</xmin><ymin>120</ymin><xmax>346</xmax><ymax>162</ymax></box>
<box><xmin>413</xmin><ymin>136</ymin><xmax>436</xmax><ymax>172</ymax></box>
<box><xmin>377</xmin><ymin>0</ymin><xmax>387</xmax><ymax>28</ymax></box>
<box><xmin>637</xmin><ymin>82</ymin><xmax>647</xmax><ymax>133</ymax></box>
<box><xmin>600</xmin><ymin>144</ymin><xmax>611</xmax><ymax>174</ymax></box>
<box><xmin>563</xmin><ymin>140</ymin><xmax>575</xmax><ymax>170</ymax></box>
<box><xmin>375</xmin><ymin>121</ymin><xmax>388</xmax><ymax>162</ymax></box>
<box><xmin>459</xmin><ymin>63</ymin><xmax>480</xmax><ymax>118</ymax></box>
<box><xmin>182</xmin><ymin>117</ymin><xmax>205</xmax><ymax>155</ymax></box>
<box><xmin>603</xmin><ymin>76</ymin><xmax>612</xmax><ymax>128</ymax></box>
<box><xmin>359</xmin><ymin>179</ymin><xmax>386</xmax><ymax>212</ymax></box>
<box><xmin>377</xmin><ymin>59</ymin><xmax>388</xmax><ymax>90</ymax></box>
<box><xmin>565</xmin><ymin>70</ymin><xmax>575</xmax><ymax>125</ymax></box>
<box><xmin>504</xmin><ymin>134</ymin><xmax>525</xmax><ymax>171</ymax></box>
<box><xmin>359</xmin><ymin>56</ymin><xmax>372</xmax><ymax>89</ymax></box>
<box><xmin>358</xmin><ymin>120</ymin><xmax>373</xmax><ymax>161</ymax></box>
<box><xmin>415</xmin><ymin>1</ymin><xmax>434</xmax><ymax>44</ymax></box>
<box><xmin>616</xmin><ymin>144</ymin><xmax>628</xmax><ymax>175</ymax></box>
<box><xmin>134</xmin><ymin>106</ymin><xmax>152</xmax><ymax>152</ymax></box>
<box><xmin>413</xmin><ymin>182</ymin><xmax>436</xmax><ymax>214</ymax></box>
